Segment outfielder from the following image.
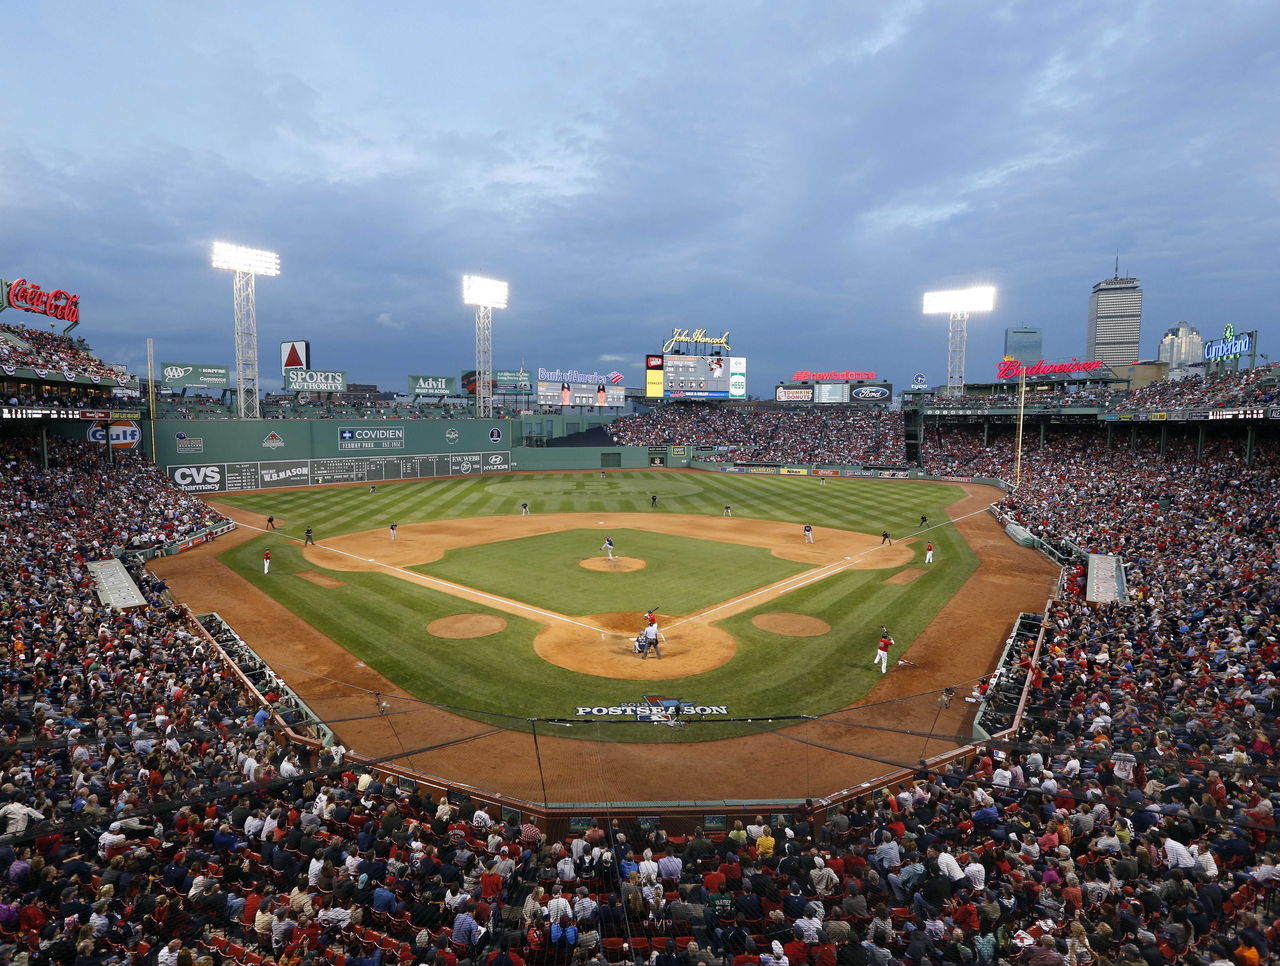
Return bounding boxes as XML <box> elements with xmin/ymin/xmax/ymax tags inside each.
<box><xmin>874</xmin><ymin>631</ymin><xmax>893</xmax><ymax>674</ymax></box>
<box><xmin>601</xmin><ymin>536</ymin><xmax>615</xmax><ymax>560</ymax></box>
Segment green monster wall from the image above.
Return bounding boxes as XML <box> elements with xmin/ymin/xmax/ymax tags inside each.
<box><xmin>148</xmin><ymin>418</ymin><xmax>659</xmax><ymax>493</ymax></box>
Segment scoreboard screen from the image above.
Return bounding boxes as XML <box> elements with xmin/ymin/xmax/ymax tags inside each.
<box><xmin>645</xmin><ymin>355</ymin><xmax>747</xmax><ymax>398</ymax></box>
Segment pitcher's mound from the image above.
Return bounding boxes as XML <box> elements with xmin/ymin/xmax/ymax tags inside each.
<box><xmin>580</xmin><ymin>557</ymin><xmax>646</xmax><ymax>572</ymax></box>
<box><xmin>536</xmin><ymin>612</ymin><xmax>735</xmax><ymax>679</ymax></box>
<box><xmin>428</xmin><ymin>614</ymin><xmax>507</xmax><ymax>639</ymax></box>
<box><xmin>752</xmin><ymin>613</ymin><xmax>830</xmax><ymax>636</ymax></box>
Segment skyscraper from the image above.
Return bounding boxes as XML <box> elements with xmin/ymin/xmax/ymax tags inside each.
<box><xmin>1087</xmin><ymin>272</ymin><xmax>1143</xmax><ymax>369</ymax></box>
<box><xmin>1157</xmin><ymin>321</ymin><xmax>1205</xmax><ymax>369</ymax></box>
<box><xmin>1003</xmin><ymin>326</ymin><xmax>1043</xmax><ymax>364</ymax></box>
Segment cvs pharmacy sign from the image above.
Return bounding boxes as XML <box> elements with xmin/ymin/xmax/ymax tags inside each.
<box><xmin>168</xmin><ymin>464</ymin><xmax>227</xmax><ymax>493</ymax></box>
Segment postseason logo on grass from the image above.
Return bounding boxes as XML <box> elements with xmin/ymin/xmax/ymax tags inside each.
<box><xmin>576</xmin><ymin>695</ymin><xmax>729</xmax><ymax>722</ymax></box>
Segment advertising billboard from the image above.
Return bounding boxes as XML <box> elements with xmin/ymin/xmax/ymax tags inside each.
<box><xmin>494</xmin><ymin>368</ymin><xmax>532</xmax><ymax>392</ymax></box>
<box><xmin>658</xmin><ymin>355</ymin><xmax>747</xmax><ymax>399</ymax></box>
<box><xmin>536</xmin><ymin>382</ymin><xmax>626</xmax><ymax>407</ymax></box>
<box><xmin>408</xmin><ymin>375</ymin><xmax>456</xmax><ymax>396</ymax></box>
<box><xmin>645</xmin><ymin>355</ymin><xmax>665</xmax><ymax>398</ymax></box>
<box><xmin>284</xmin><ymin>369</ymin><xmax>347</xmax><ymax>392</ymax></box>
<box><xmin>280</xmin><ymin>340</ymin><xmax>311</xmax><ymax>374</ymax></box>
<box><xmin>849</xmin><ymin>384</ymin><xmax>892</xmax><ymax>402</ymax></box>
<box><xmin>161</xmin><ymin>363</ymin><xmax>230</xmax><ymax>390</ymax></box>
<box><xmin>775</xmin><ymin>386</ymin><xmax>814</xmax><ymax>402</ymax></box>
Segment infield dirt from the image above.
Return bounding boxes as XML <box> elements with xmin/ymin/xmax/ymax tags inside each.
<box><xmin>151</xmin><ymin>481</ymin><xmax>1057</xmax><ymax>803</ymax></box>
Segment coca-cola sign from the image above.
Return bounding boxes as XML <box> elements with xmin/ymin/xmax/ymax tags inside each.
<box><xmin>997</xmin><ymin>358</ymin><xmax>1106</xmax><ymax>379</ymax></box>
<box><xmin>4</xmin><ymin>278</ymin><xmax>81</xmax><ymax>324</ymax></box>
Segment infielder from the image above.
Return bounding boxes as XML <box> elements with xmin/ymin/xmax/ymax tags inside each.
<box><xmin>262</xmin><ymin>549</ymin><xmax>271</xmax><ymax>574</ymax></box>
<box><xmin>925</xmin><ymin>541</ymin><xmax>934</xmax><ymax>564</ymax></box>
<box><xmin>724</xmin><ymin>504</ymin><xmax>732</xmax><ymax>517</ymax></box>
<box><xmin>601</xmin><ymin>536</ymin><xmax>615</xmax><ymax>560</ymax></box>
<box><xmin>874</xmin><ymin>632</ymin><xmax>893</xmax><ymax>674</ymax></box>
<box><xmin>520</xmin><ymin>502</ymin><xmax>530</xmax><ymax>516</ymax></box>
<box><xmin>803</xmin><ymin>523</ymin><xmax>814</xmax><ymax>543</ymax></box>
<box><xmin>390</xmin><ymin>523</ymin><xmax>398</xmax><ymax>541</ymax></box>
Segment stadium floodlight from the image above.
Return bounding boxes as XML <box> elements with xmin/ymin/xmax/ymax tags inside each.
<box><xmin>463</xmin><ymin>275</ymin><xmax>509</xmax><ymax>418</ymax></box>
<box><xmin>922</xmin><ymin>285</ymin><xmax>997</xmax><ymax>395</ymax></box>
<box><xmin>462</xmin><ymin>274</ymin><xmax>509</xmax><ymax>309</ymax></box>
<box><xmin>211</xmin><ymin>242</ymin><xmax>280</xmax><ymax>277</ymax></box>
<box><xmin>212</xmin><ymin>242</ymin><xmax>281</xmax><ymax>418</ymax></box>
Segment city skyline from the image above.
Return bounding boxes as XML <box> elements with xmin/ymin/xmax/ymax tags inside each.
<box><xmin>2</xmin><ymin>3</ymin><xmax>1278</xmax><ymax>395</ymax></box>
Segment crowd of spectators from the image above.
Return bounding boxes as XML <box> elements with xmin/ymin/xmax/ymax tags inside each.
<box><xmin>0</xmin><ymin>325</ymin><xmax>129</xmax><ymax>384</ymax></box>
<box><xmin>3</xmin><ymin>390</ymin><xmax>122</xmax><ymax>412</ymax></box>
<box><xmin>1</xmin><ymin>415</ymin><xmax>1279</xmax><ymax>966</ymax></box>
<box><xmin>1105</xmin><ymin>366</ymin><xmax>1280</xmax><ymax>413</ymax></box>
<box><xmin>608</xmin><ymin>404</ymin><xmax>905</xmax><ymax>465</ymax></box>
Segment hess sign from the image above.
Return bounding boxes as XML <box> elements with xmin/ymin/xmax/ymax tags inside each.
<box><xmin>3</xmin><ymin>278</ymin><xmax>81</xmax><ymax>325</ymax></box>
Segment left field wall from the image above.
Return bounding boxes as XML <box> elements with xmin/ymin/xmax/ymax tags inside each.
<box><xmin>128</xmin><ymin>418</ymin><xmax>657</xmax><ymax>494</ymax></box>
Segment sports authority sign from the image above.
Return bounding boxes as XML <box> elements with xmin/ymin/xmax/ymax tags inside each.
<box><xmin>408</xmin><ymin>374</ymin><xmax>456</xmax><ymax>395</ymax></box>
<box><xmin>1</xmin><ymin>277</ymin><xmax>81</xmax><ymax>326</ymax></box>
<box><xmin>284</xmin><ymin>369</ymin><xmax>346</xmax><ymax>392</ymax></box>
<box><xmin>161</xmin><ymin>363</ymin><xmax>231</xmax><ymax>389</ymax></box>
<box><xmin>280</xmin><ymin>340</ymin><xmax>311</xmax><ymax>374</ymax></box>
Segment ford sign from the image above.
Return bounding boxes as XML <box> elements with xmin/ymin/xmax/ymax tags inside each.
<box><xmin>851</xmin><ymin>386</ymin><xmax>889</xmax><ymax>400</ymax></box>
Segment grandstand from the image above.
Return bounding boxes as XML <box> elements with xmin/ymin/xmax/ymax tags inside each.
<box><xmin>1</xmin><ymin>315</ymin><xmax>1278</xmax><ymax>966</ymax></box>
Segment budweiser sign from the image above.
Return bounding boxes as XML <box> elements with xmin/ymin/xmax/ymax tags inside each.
<box><xmin>791</xmin><ymin>369</ymin><xmax>877</xmax><ymax>381</ymax></box>
<box><xmin>997</xmin><ymin>358</ymin><xmax>1106</xmax><ymax>379</ymax></box>
<box><xmin>4</xmin><ymin>278</ymin><xmax>80</xmax><ymax>324</ymax></box>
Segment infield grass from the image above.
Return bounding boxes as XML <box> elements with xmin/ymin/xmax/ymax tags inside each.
<box><xmin>216</xmin><ymin>472</ymin><xmax>981</xmax><ymax>741</ymax></box>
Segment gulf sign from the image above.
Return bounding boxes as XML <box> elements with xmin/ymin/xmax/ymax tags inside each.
<box><xmin>87</xmin><ymin>419</ymin><xmax>140</xmax><ymax>450</ymax></box>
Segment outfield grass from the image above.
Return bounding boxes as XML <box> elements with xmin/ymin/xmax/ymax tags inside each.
<box><xmin>216</xmin><ymin>472</ymin><xmax>980</xmax><ymax>741</ymax></box>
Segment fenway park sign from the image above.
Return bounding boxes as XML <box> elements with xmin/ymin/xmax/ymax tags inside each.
<box><xmin>2</xmin><ymin>277</ymin><xmax>81</xmax><ymax>324</ymax></box>
<box><xmin>997</xmin><ymin>358</ymin><xmax>1105</xmax><ymax>379</ymax></box>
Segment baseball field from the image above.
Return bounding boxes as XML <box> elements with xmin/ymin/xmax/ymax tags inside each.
<box><xmin>152</xmin><ymin>469</ymin><xmax>1059</xmax><ymax>803</ymax></box>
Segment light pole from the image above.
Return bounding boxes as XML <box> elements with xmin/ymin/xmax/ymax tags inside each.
<box><xmin>922</xmin><ymin>285</ymin><xmax>996</xmax><ymax>396</ymax></box>
<box><xmin>212</xmin><ymin>242</ymin><xmax>280</xmax><ymax>419</ymax></box>
<box><xmin>462</xmin><ymin>275</ymin><xmax>509</xmax><ymax>419</ymax></box>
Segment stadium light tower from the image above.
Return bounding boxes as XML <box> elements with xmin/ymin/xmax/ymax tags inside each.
<box><xmin>212</xmin><ymin>242</ymin><xmax>280</xmax><ymax>419</ymax></box>
<box><xmin>462</xmin><ymin>275</ymin><xmax>509</xmax><ymax>419</ymax></box>
<box><xmin>922</xmin><ymin>285</ymin><xmax>996</xmax><ymax>395</ymax></box>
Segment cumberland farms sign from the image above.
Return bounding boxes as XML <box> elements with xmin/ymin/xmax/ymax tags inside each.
<box><xmin>285</xmin><ymin>369</ymin><xmax>347</xmax><ymax>392</ymax></box>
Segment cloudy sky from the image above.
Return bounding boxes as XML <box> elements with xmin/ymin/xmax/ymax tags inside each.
<box><xmin>3</xmin><ymin>1</ymin><xmax>1278</xmax><ymax>395</ymax></box>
